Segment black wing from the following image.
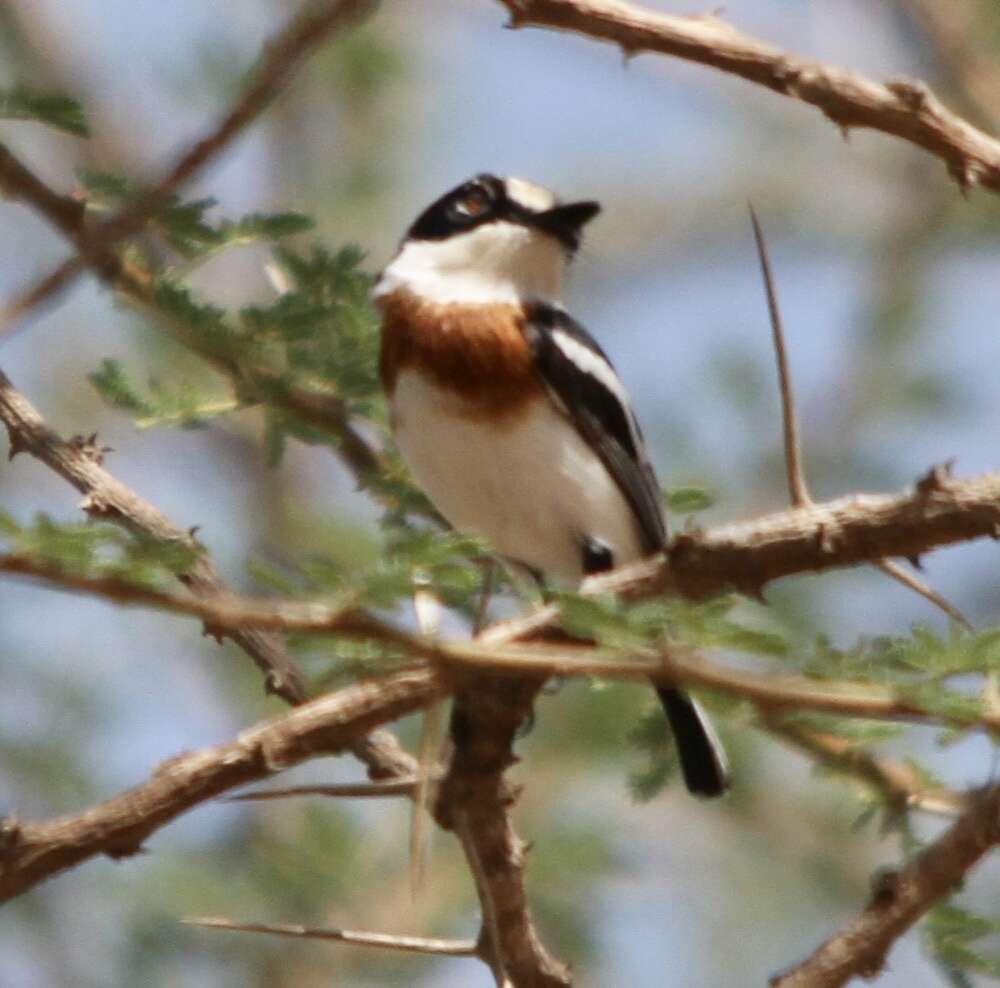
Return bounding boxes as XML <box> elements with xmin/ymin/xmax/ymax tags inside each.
<box><xmin>526</xmin><ymin>304</ymin><xmax>667</xmax><ymax>554</ymax></box>
<box><xmin>527</xmin><ymin>306</ymin><xmax>729</xmax><ymax>798</ymax></box>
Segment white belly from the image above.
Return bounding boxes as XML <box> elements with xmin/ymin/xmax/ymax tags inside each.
<box><xmin>391</xmin><ymin>370</ymin><xmax>644</xmax><ymax>584</ymax></box>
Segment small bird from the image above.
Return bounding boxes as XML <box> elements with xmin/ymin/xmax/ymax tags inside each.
<box><xmin>374</xmin><ymin>174</ymin><xmax>728</xmax><ymax>798</ymax></box>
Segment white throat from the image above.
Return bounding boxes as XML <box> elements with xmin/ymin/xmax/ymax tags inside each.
<box><xmin>373</xmin><ymin>221</ymin><xmax>567</xmax><ymax>305</ymax></box>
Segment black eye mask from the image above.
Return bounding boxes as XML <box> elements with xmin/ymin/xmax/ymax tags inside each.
<box><xmin>406</xmin><ymin>173</ymin><xmax>600</xmax><ymax>253</ymax></box>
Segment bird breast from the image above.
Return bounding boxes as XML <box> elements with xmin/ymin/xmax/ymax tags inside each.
<box><xmin>390</xmin><ymin>369</ymin><xmax>645</xmax><ymax>584</ymax></box>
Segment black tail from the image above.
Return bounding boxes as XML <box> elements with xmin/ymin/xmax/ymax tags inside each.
<box><xmin>656</xmin><ymin>686</ymin><xmax>729</xmax><ymax>798</ymax></box>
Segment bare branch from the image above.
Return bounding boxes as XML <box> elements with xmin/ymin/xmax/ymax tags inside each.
<box><xmin>0</xmin><ymin>144</ymin><xmax>87</xmax><ymax>242</ymax></box>
<box><xmin>0</xmin><ymin>667</ymin><xmax>444</xmax><ymax>902</ymax></box>
<box><xmin>0</xmin><ymin>0</ymin><xmax>376</xmax><ymax>336</ymax></box>
<box><xmin>185</xmin><ymin>915</ymin><xmax>477</xmax><ymax>957</ymax></box>
<box><xmin>499</xmin><ymin>0</ymin><xmax>1000</xmax><ymax>194</ymax></box>
<box><xmin>603</xmin><ymin>469</ymin><xmax>1000</xmax><ymax>603</ymax></box>
<box><xmin>434</xmin><ymin>673</ymin><xmax>572</xmax><ymax>988</ymax></box>
<box><xmin>771</xmin><ymin>784</ymin><xmax>1000</xmax><ymax>987</ymax></box>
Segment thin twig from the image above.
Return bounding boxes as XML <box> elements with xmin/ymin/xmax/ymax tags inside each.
<box><xmin>437</xmin><ymin>640</ymin><xmax>1000</xmax><ymax>732</ymax></box>
<box><xmin>0</xmin><ymin>0</ymin><xmax>375</xmax><ymax>339</ymax></box>
<box><xmin>474</xmin><ymin>560</ymin><xmax>499</xmax><ymax>635</ymax></box>
<box><xmin>5</xmin><ymin>551</ymin><xmax>999</xmax><ymax>730</ymax></box>
<box><xmin>759</xmin><ymin>712</ymin><xmax>966</xmax><ymax>818</ymax></box>
<box><xmin>184</xmin><ymin>916</ymin><xmax>477</xmax><ymax>956</ymax></box>
<box><xmin>0</xmin><ymin>554</ymin><xmax>401</xmax><ymax>642</ymax></box>
<box><xmin>771</xmin><ymin>784</ymin><xmax>1000</xmax><ymax>988</ymax></box>
<box><xmin>499</xmin><ymin>0</ymin><xmax>1000</xmax><ymax>194</ymax></box>
<box><xmin>224</xmin><ymin>780</ymin><xmax>421</xmax><ymax>801</ymax></box>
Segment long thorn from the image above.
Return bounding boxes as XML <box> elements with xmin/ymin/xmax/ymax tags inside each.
<box><xmin>749</xmin><ymin>204</ymin><xmax>812</xmax><ymax>508</ymax></box>
<box><xmin>748</xmin><ymin>209</ymin><xmax>971</xmax><ymax>629</ymax></box>
<box><xmin>877</xmin><ymin>559</ymin><xmax>971</xmax><ymax>629</ymax></box>
<box><xmin>184</xmin><ymin>916</ymin><xmax>477</xmax><ymax>956</ymax></box>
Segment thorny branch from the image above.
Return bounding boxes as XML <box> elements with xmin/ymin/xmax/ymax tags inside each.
<box><xmin>749</xmin><ymin>176</ymin><xmax>984</xmax><ymax>985</ymax></box>
<box><xmin>770</xmin><ymin>784</ymin><xmax>1000</xmax><ymax>988</ymax></box>
<box><xmin>488</xmin><ymin>468</ymin><xmax>1000</xmax><ymax>612</ymax></box>
<box><xmin>499</xmin><ymin>0</ymin><xmax>1000</xmax><ymax>194</ymax></box>
<box><xmin>0</xmin><ymin>667</ymin><xmax>444</xmax><ymax>903</ymax></box>
<box><xmin>0</xmin><ymin>367</ymin><xmax>418</xmax><ymax>786</ymax></box>
<box><xmin>0</xmin><ymin>366</ymin><xmax>306</xmax><ymax>704</ymax></box>
<box><xmin>4</xmin><ymin>471</ymin><xmax>998</xmax><ymax>639</ymax></box>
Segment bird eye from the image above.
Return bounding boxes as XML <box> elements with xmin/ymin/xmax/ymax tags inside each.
<box><xmin>452</xmin><ymin>185</ymin><xmax>491</xmax><ymax>219</ymax></box>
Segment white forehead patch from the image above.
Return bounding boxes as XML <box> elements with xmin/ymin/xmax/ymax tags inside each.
<box><xmin>504</xmin><ymin>176</ymin><xmax>556</xmax><ymax>213</ymax></box>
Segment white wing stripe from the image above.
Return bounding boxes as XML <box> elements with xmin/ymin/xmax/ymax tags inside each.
<box><xmin>549</xmin><ymin>328</ymin><xmax>643</xmax><ymax>451</ymax></box>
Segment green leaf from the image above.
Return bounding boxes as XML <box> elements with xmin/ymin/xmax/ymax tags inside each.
<box><xmin>0</xmin><ymin>85</ymin><xmax>89</xmax><ymax>136</ymax></box>
<box><xmin>89</xmin><ymin>359</ymin><xmax>155</xmax><ymax>417</ymax></box>
<box><xmin>665</xmin><ymin>485</ymin><xmax>715</xmax><ymax>514</ymax></box>
<box><xmin>627</xmin><ymin>707</ymin><xmax>676</xmax><ymax>801</ymax></box>
<box><xmin>77</xmin><ymin>169</ymin><xmax>311</xmax><ymax>259</ymax></box>
<box><xmin>0</xmin><ymin>510</ymin><xmax>21</xmax><ymax>537</ymax></box>
<box><xmin>925</xmin><ymin>903</ymin><xmax>1000</xmax><ymax>979</ymax></box>
<box><xmin>153</xmin><ymin>278</ymin><xmax>238</xmax><ymax>357</ymax></box>
<box><xmin>897</xmin><ymin>681</ymin><xmax>982</xmax><ymax>723</ymax></box>
<box><xmin>76</xmin><ymin>168</ymin><xmax>132</xmax><ymax>200</ymax></box>
<box><xmin>849</xmin><ymin>799</ymin><xmax>882</xmax><ymax>833</ymax></box>
<box><xmin>713</xmin><ymin>620</ymin><xmax>790</xmax><ymax>658</ymax></box>
<box><xmin>2</xmin><ymin>515</ymin><xmax>200</xmax><ymax>588</ymax></box>
<box><xmin>219</xmin><ymin>211</ymin><xmax>314</xmax><ymax>244</ymax></box>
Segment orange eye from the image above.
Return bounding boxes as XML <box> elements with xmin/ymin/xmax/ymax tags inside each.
<box><xmin>454</xmin><ymin>187</ymin><xmax>490</xmax><ymax>218</ymax></box>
